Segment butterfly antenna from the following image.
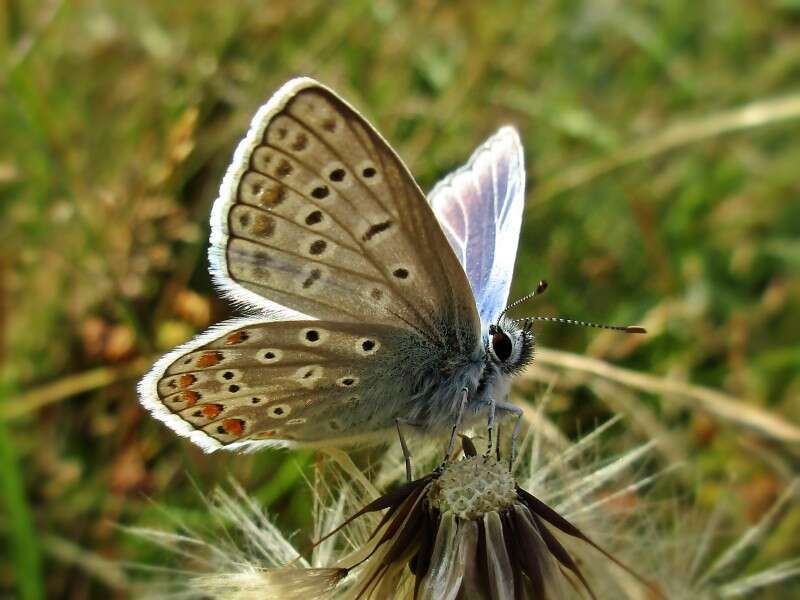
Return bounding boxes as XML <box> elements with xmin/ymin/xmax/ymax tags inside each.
<box><xmin>514</xmin><ymin>315</ymin><xmax>646</xmax><ymax>334</ymax></box>
<box><xmin>497</xmin><ymin>280</ymin><xmax>548</xmax><ymax>322</ymax></box>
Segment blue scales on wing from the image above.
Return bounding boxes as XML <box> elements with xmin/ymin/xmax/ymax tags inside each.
<box><xmin>428</xmin><ymin>127</ymin><xmax>526</xmax><ymax>326</ymax></box>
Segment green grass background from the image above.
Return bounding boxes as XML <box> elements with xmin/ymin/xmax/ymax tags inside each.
<box><xmin>1</xmin><ymin>0</ymin><xmax>799</xmax><ymax>597</ymax></box>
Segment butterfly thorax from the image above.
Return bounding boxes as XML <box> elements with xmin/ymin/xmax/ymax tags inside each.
<box><xmin>369</xmin><ymin>316</ymin><xmax>484</xmax><ymax>431</ymax></box>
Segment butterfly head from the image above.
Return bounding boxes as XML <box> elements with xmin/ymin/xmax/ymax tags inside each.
<box><xmin>486</xmin><ymin>318</ymin><xmax>535</xmax><ymax>375</ymax></box>
<box><xmin>486</xmin><ymin>278</ymin><xmax>647</xmax><ymax>376</ymax></box>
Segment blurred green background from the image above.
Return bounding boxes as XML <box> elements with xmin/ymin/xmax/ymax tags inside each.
<box><xmin>2</xmin><ymin>0</ymin><xmax>799</xmax><ymax>598</ymax></box>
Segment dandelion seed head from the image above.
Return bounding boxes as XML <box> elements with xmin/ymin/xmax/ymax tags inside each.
<box><xmin>428</xmin><ymin>456</ymin><xmax>516</xmax><ymax>519</ymax></box>
<box><xmin>130</xmin><ymin>414</ymin><xmax>800</xmax><ymax>599</ymax></box>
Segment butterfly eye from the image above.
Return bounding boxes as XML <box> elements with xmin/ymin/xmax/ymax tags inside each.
<box><xmin>491</xmin><ymin>330</ymin><xmax>513</xmax><ymax>362</ymax></box>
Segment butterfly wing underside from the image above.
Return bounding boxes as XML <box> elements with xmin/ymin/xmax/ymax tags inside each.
<box><xmin>139</xmin><ymin>78</ymin><xmax>482</xmax><ymax>451</ymax></box>
<box><xmin>429</xmin><ymin>127</ymin><xmax>526</xmax><ymax>325</ymax></box>
<box><xmin>210</xmin><ymin>77</ymin><xmax>479</xmax><ymax>335</ymax></box>
<box><xmin>139</xmin><ymin>319</ymin><xmax>405</xmax><ymax>452</ymax></box>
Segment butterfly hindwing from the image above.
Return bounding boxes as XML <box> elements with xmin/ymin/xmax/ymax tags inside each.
<box><xmin>211</xmin><ymin>78</ymin><xmax>480</xmax><ymax>339</ymax></box>
<box><xmin>139</xmin><ymin>318</ymin><xmax>408</xmax><ymax>451</ymax></box>
<box><xmin>429</xmin><ymin>126</ymin><xmax>525</xmax><ymax>325</ymax></box>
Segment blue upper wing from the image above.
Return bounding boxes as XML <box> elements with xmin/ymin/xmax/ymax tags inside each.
<box><xmin>429</xmin><ymin>127</ymin><xmax>526</xmax><ymax>325</ymax></box>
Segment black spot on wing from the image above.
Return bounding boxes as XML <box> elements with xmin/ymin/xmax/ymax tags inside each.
<box><xmin>362</xmin><ymin>220</ymin><xmax>393</xmax><ymax>242</ymax></box>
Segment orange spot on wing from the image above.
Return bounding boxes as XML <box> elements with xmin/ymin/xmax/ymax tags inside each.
<box><xmin>181</xmin><ymin>390</ymin><xmax>201</xmax><ymax>406</ymax></box>
<box><xmin>225</xmin><ymin>331</ymin><xmax>249</xmax><ymax>345</ymax></box>
<box><xmin>222</xmin><ymin>419</ymin><xmax>245</xmax><ymax>437</ymax></box>
<box><xmin>261</xmin><ymin>184</ymin><xmax>286</xmax><ymax>208</ymax></box>
<box><xmin>197</xmin><ymin>352</ymin><xmax>223</xmax><ymax>367</ymax></box>
<box><xmin>179</xmin><ymin>374</ymin><xmax>197</xmax><ymax>388</ymax></box>
<box><xmin>201</xmin><ymin>404</ymin><xmax>222</xmax><ymax>419</ymax></box>
<box><xmin>255</xmin><ymin>429</ymin><xmax>277</xmax><ymax>439</ymax></box>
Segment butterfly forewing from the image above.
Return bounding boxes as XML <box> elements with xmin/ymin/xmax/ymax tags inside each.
<box><xmin>142</xmin><ymin>318</ymin><xmax>407</xmax><ymax>450</ymax></box>
<box><xmin>213</xmin><ymin>79</ymin><xmax>480</xmax><ymax>339</ymax></box>
<box><xmin>429</xmin><ymin>127</ymin><xmax>525</xmax><ymax>325</ymax></box>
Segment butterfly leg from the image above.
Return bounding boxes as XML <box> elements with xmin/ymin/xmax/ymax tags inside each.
<box><xmin>395</xmin><ymin>418</ymin><xmax>417</xmax><ymax>483</ymax></box>
<box><xmin>439</xmin><ymin>387</ymin><xmax>469</xmax><ymax>471</ymax></box>
<box><xmin>495</xmin><ymin>422</ymin><xmax>502</xmax><ymax>462</ymax></box>
<box><xmin>483</xmin><ymin>398</ymin><xmax>497</xmax><ymax>459</ymax></box>
<box><xmin>494</xmin><ymin>400</ymin><xmax>523</xmax><ymax>469</ymax></box>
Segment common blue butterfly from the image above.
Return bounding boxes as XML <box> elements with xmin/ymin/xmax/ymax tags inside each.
<box><xmin>138</xmin><ymin>78</ymin><xmax>643</xmax><ymax>453</ymax></box>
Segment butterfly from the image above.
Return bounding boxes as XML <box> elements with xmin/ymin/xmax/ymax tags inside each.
<box><xmin>138</xmin><ymin>77</ymin><xmax>643</xmax><ymax>453</ymax></box>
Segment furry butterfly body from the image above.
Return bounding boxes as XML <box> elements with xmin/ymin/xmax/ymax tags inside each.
<box><xmin>139</xmin><ymin>78</ymin><xmax>532</xmax><ymax>452</ymax></box>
